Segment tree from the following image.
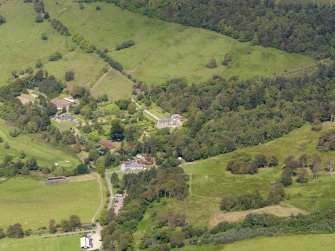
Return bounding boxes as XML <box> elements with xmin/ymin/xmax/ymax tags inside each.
<box><xmin>298</xmin><ymin>154</ymin><xmax>308</xmax><ymax>168</ymax></box>
<box><xmin>0</xmin><ymin>228</ymin><xmax>5</xmax><ymax>239</ymax></box>
<box><xmin>312</xmin><ymin>119</ymin><xmax>322</xmax><ymax>131</ymax></box>
<box><xmin>61</xmin><ymin>219</ymin><xmax>72</xmax><ymax>232</ymax></box>
<box><xmin>296</xmin><ymin>168</ymin><xmax>309</xmax><ymax>183</ymax></box>
<box><xmin>311</xmin><ymin>155</ymin><xmax>321</xmax><ymax>179</ymax></box>
<box><xmin>69</xmin><ymin>215</ymin><xmax>81</xmax><ymax>229</ymax></box>
<box><xmin>111</xmin><ymin>172</ymin><xmax>119</xmax><ymax>188</ymax></box>
<box><xmin>327</xmin><ymin>159</ymin><xmax>334</xmax><ymax>176</ymax></box>
<box><xmin>127</xmin><ymin>102</ymin><xmax>137</xmax><ymax>114</ymax></box>
<box><xmin>110</xmin><ymin>119</ymin><xmax>124</xmax><ymax>141</ymax></box>
<box><xmin>65</xmin><ymin>71</ymin><xmax>75</xmax><ymax>82</ymax></box>
<box><xmin>96</xmin><ymin>156</ymin><xmax>106</xmax><ymax>175</ymax></box>
<box><xmin>6</xmin><ymin>224</ymin><xmax>24</xmax><ymax>238</ymax></box>
<box><xmin>0</xmin><ymin>15</ymin><xmax>6</xmax><ymax>25</ymax></box>
<box><xmin>49</xmin><ymin>219</ymin><xmax>57</xmax><ymax>234</ymax></box>
<box><xmin>76</xmin><ymin>164</ymin><xmax>89</xmax><ymax>174</ymax></box>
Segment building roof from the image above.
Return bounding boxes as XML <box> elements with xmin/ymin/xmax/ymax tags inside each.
<box><xmin>100</xmin><ymin>140</ymin><xmax>116</xmax><ymax>150</ymax></box>
<box><xmin>17</xmin><ymin>94</ymin><xmax>36</xmax><ymax>105</ymax></box>
<box><xmin>54</xmin><ymin>113</ymin><xmax>75</xmax><ymax>122</ymax></box>
<box><xmin>51</xmin><ymin>98</ymin><xmax>69</xmax><ymax>109</ymax></box>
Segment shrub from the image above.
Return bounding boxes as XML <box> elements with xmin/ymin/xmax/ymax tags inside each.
<box><xmin>65</xmin><ymin>71</ymin><xmax>75</xmax><ymax>82</ymax></box>
<box><xmin>0</xmin><ymin>228</ymin><xmax>5</xmax><ymax>239</ymax></box>
<box><xmin>96</xmin><ymin>6</ymin><xmax>101</xmax><ymax>10</ymax></box>
<box><xmin>0</xmin><ymin>15</ymin><xmax>6</xmax><ymax>25</ymax></box>
<box><xmin>312</xmin><ymin>118</ymin><xmax>322</xmax><ymax>131</ymax></box>
<box><xmin>41</xmin><ymin>34</ymin><xmax>48</xmax><ymax>40</ymax></box>
<box><xmin>9</xmin><ymin>128</ymin><xmax>19</xmax><ymax>137</ymax></box>
<box><xmin>4</xmin><ymin>142</ymin><xmax>10</xmax><ymax>149</ymax></box>
<box><xmin>48</xmin><ymin>52</ymin><xmax>62</xmax><ymax>61</ymax></box>
<box><xmin>35</xmin><ymin>14</ymin><xmax>44</xmax><ymax>23</ymax></box>
<box><xmin>6</xmin><ymin>224</ymin><xmax>24</xmax><ymax>238</ymax></box>
<box><xmin>116</xmin><ymin>40</ymin><xmax>135</xmax><ymax>51</ymax></box>
<box><xmin>207</xmin><ymin>59</ymin><xmax>217</xmax><ymax>68</ymax></box>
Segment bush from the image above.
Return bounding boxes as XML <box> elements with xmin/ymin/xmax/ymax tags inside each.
<box><xmin>0</xmin><ymin>15</ymin><xmax>6</xmax><ymax>25</ymax></box>
<box><xmin>65</xmin><ymin>71</ymin><xmax>75</xmax><ymax>82</ymax></box>
<box><xmin>312</xmin><ymin>119</ymin><xmax>322</xmax><ymax>131</ymax></box>
<box><xmin>4</xmin><ymin>142</ymin><xmax>10</xmax><ymax>149</ymax></box>
<box><xmin>35</xmin><ymin>14</ymin><xmax>44</xmax><ymax>23</ymax></box>
<box><xmin>48</xmin><ymin>52</ymin><xmax>63</xmax><ymax>61</ymax></box>
<box><xmin>116</xmin><ymin>40</ymin><xmax>135</xmax><ymax>51</ymax></box>
<box><xmin>9</xmin><ymin>128</ymin><xmax>19</xmax><ymax>137</ymax></box>
<box><xmin>0</xmin><ymin>228</ymin><xmax>5</xmax><ymax>239</ymax></box>
<box><xmin>96</xmin><ymin>6</ymin><xmax>101</xmax><ymax>10</ymax></box>
<box><xmin>6</xmin><ymin>224</ymin><xmax>24</xmax><ymax>238</ymax></box>
<box><xmin>41</xmin><ymin>34</ymin><xmax>48</xmax><ymax>40</ymax></box>
<box><xmin>207</xmin><ymin>59</ymin><xmax>217</xmax><ymax>68</ymax></box>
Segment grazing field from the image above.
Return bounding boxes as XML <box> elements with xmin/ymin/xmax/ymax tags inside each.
<box><xmin>0</xmin><ymin>235</ymin><xmax>81</xmax><ymax>251</ymax></box>
<box><xmin>180</xmin><ymin>234</ymin><xmax>335</xmax><ymax>251</ymax></box>
<box><xmin>44</xmin><ymin>0</ymin><xmax>313</xmax><ymax>85</ymax></box>
<box><xmin>0</xmin><ymin>0</ymin><xmax>105</xmax><ymax>85</ymax></box>
<box><xmin>133</xmin><ymin>122</ymin><xmax>335</xmax><ymax>241</ymax></box>
<box><xmin>0</xmin><ymin>120</ymin><xmax>80</xmax><ymax>169</ymax></box>
<box><xmin>0</xmin><ymin>176</ymin><xmax>101</xmax><ymax>229</ymax></box>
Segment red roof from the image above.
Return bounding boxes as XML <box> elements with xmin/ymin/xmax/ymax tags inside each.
<box><xmin>100</xmin><ymin>140</ymin><xmax>116</xmax><ymax>149</ymax></box>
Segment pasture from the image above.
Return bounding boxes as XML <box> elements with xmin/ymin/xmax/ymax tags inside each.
<box><xmin>0</xmin><ymin>120</ymin><xmax>80</xmax><ymax>170</ymax></box>
<box><xmin>0</xmin><ymin>235</ymin><xmax>81</xmax><ymax>251</ymax></box>
<box><xmin>180</xmin><ymin>234</ymin><xmax>335</xmax><ymax>251</ymax></box>
<box><xmin>0</xmin><ymin>0</ymin><xmax>105</xmax><ymax>86</ymax></box>
<box><xmin>44</xmin><ymin>0</ymin><xmax>313</xmax><ymax>85</ymax></box>
<box><xmin>0</xmin><ymin>175</ymin><xmax>101</xmax><ymax>229</ymax></box>
<box><xmin>134</xmin><ymin>122</ymin><xmax>335</xmax><ymax>234</ymax></box>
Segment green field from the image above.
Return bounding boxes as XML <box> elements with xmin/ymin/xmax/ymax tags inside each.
<box><xmin>91</xmin><ymin>68</ymin><xmax>133</xmax><ymax>100</ymax></box>
<box><xmin>133</xmin><ymin>122</ymin><xmax>335</xmax><ymax>241</ymax></box>
<box><xmin>0</xmin><ymin>235</ymin><xmax>81</xmax><ymax>251</ymax></box>
<box><xmin>0</xmin><ymin>0</ymin><xmax>105</xmax><ymax>85</ymax></box>
<box><xmin>0</xmin><ymin>176</ymin><xmax>101</xmax><ymax>229</ymax></box>
<box><xmin>44</xmin><ymin>0</ymin><xmax>313</xmax><ymax>85</ymax></box>
<box><xmin>180</xmin><ymin>234</ymin><xmax>335</xmax><ymax>251</ymax></box>
<box><xmin>0</xmin><ymin>120</ymin><xmax>80</xmax><ymax>169</ymax></box>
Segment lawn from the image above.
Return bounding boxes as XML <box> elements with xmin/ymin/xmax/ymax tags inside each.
<box><xmin>44</xmin><ymin>0</ymin><xmax>314</xmax><ymax>85</ymax></box>
<box><xmin>0</xmin><ymin>176</ymin><xmax>101</xmax><ymax>230</ymax></box>
<box><xmin>180</xmin><ymin>233</ymin><xmax>335</xmax><ymax>251</ymax></box>
<box><xmin>0</xmin><ymin>235</ymin><xmax>82</xmax><ymax>251</ymax></box>
<box><xmin>0</xmin><ymin>120</ymin><xmax>80</xmax><ymax>170</ymax></box>
<box><xmin>0</xmin><ymin>0</ymin><xmax>105</xmax><ymax>85</ymax></box>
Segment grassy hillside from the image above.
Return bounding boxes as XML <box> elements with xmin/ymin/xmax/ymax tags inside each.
<box><xmin>0</xmin><ymin>175</ymin><xmax>101</xmax><ymax>229</ymax></box>
<box><xmin>44</xmin><ymin>0</ymin><xmax>314</xmax><ymax>85</ymax></box>
<box><xmin>180</xmin><ymin>234</ymin><xmax>335</xmax><ymax>251</ymax></box>
<box><xmin>0</xmin><ymin>235</ymin><xmax>81</xmax><ymax>251</ymax></box>
<box><xmin>133</xmin><ymin>122</ymin><xmax>335</xmax><ymax>249</ymax></box>
<box><xmin>0</xmin><ymin>0</ymin><xmax>105</xmax><ymax>85</ymax></box>
<box><xmin>0</xmin><ymin>120</ymin><xmax>80</xmax><ymax>170</ymax></box>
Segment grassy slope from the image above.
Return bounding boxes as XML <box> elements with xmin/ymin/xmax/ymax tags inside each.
<box><xmin>0</xmin><ymin>0</ymin><xmax>105</xmax><ymax>85</ymax></box>
<box><xmin>134</xmin><ymin>122</ymin><xmax>335</xmax><ymax>246</ymax></box>
<box><xmin>0</xmin><ymin>120</ymin><xmax>80</xmax><ymax>169</ymax></box>
<box><xmin>0</xmin><ymin>176</ymin><xmax>101</xmax><ymax>229</ymax></box>
<box><xmin>180</xmin><ymin>234</ymin><xmax>335</xmax><ymax>251</ymax></box>
<box><xmin>0</xmin><ymin>235</ymin><xmax>81</xmax><ymax>251</ymax></box>
<box><xmin>91</xmin><ymin>68</ymin><xmax>133</xmax><ymax>100</ymax></box>
<box><xmin>44</xmin><ymin>0</ymin><xmax>314</xmax><ymax>85</ymax></box>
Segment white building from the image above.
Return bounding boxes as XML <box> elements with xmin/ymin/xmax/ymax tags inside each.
<box><xmin>80</xmin><ymin>237</ymin><xmax>92</xmax><ymax>249</ymax></box>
